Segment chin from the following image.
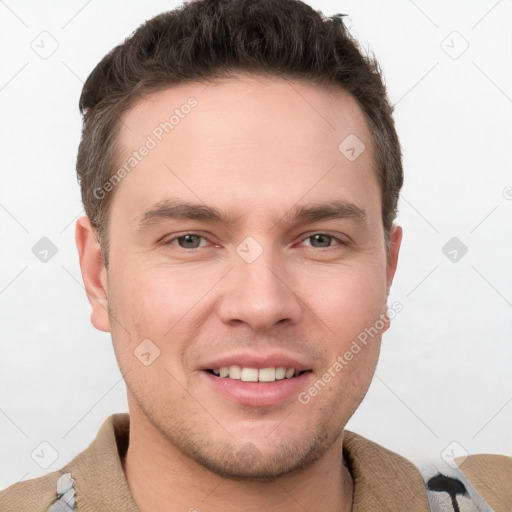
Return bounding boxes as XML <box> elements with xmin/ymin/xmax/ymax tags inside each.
<box><xmin>171</xmin><ymin>423</ymin><xmax>340</xmax><ymax>482</ymax></box>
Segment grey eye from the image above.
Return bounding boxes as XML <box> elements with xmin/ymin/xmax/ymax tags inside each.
<box><xmin>176</xmin><ymin>234</ymin><xmax>203</xmax><ymax>248</ymax></box>
<box><xmin>308</xmin><ymin>234</ymin><xmax>333</xmax><ymax>248</ymax></box>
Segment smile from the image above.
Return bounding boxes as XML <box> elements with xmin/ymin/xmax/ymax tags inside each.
<box><xmin>207</xmin><ymin>366</ymin><xmax>310</xmax><ymax>382</ymax></box>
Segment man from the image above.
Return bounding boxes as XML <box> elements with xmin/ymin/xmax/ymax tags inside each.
<box><xmin>1</xmin><ymin>0</ymin><xmax>510</xmax><ymax>511</ymax></box>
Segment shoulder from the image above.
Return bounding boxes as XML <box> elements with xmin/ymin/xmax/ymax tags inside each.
<box><xmin>344</xmin><ymin>430</ymin><xmax>511</xmax><ymax>511</ymax></box>
<box><xmin>417</xmin><ymin>452</ymin><xmax>511</xmax><ymax>511</ymax></box>
<box><xmin>455</xmin><ymin>453</ymin><xmax>512</xmax><ymax>511</ymax></box>
<box><xmin>0</xmin><ymin>413</ymin><xmax>128</xmax><ymax>512</ymax></box>
<box><xmin>343</xmin><ymin>430</ymin><xmax>431</xmax><ymax>510</ymax></box>
<box><xmin>0</xmin><ymin>470</ymin><xmax>69</xmax><ymax>512</ymax></box>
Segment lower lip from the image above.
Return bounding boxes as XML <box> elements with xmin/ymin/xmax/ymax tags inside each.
<box><xmin>200</xmin><ymin>371</ymin><xmax>313</xmax><ymax>407</ymax></box>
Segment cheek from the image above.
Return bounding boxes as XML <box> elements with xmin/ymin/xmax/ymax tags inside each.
<box><xmin>106</xmin><ymin>271</ymin><xmax>188</xmax><ymax>402</ymax></box>
<box><xmin>300</xmin><ymin>260</ymin><xmax>388</xmax><ymax>337</ymax></box>
<box><xmin>112</xmin><ymin>264</ymin><xmax>193</xmax><ymax>329</ymax></box>
<box><xmin>107</xmin><ymin>263</ymin><xmax>217</xmax><ymax>371</ymax></box>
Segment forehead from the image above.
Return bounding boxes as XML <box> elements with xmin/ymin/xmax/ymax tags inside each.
<box><xmin>112</xmin><ymin>75</ymin><xmax>380</xmax><ymax>226</ymax></box>
<box><xmin>120</xmin><ymin>75</ymin><xmax>373</xmax><ymax>154</ymax></box>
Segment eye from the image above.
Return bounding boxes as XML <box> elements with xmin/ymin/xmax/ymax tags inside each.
<box><xmin>165</xmin><ymin>234</ymin><xmax>209</xmax><ymax>249</ymax></box>
<box><xmin>300</xmin><ymin>233</ymin><xmax>345</xmax><ymax>248</ymax></box>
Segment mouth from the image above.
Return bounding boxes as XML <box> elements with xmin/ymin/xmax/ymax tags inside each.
<box><xmin>200</xmin><ymin>362</ymin><xmax>314</xmax><ymax>407</ymax></box>
<box><xmin>205</xmin><ymin>366</ymin><xmax>312</xmax><ymax>382</ymax></box>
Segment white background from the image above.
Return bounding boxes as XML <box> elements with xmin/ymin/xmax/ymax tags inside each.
<box><xmin>0</xmin><ymin>0</ymin><xmax>511</xmax><ymax>489</ymax></box>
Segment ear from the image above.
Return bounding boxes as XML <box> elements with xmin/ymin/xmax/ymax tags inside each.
<box><xmin>386</xmin><ymin>224</ymin><xmax>403</xmax><ymax>296</ymax></box>
<box><xmin>75</xmin><ymin>216</ymin><xmax>111</xmax><ymax>332</ymax></box>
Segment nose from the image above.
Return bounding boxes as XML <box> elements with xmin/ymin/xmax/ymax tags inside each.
<box><xmin>217</xmin><ymin>245</ymin><xmax>303</xmax><ymax>332</ymax></box>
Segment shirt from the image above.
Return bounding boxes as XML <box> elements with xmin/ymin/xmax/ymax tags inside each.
<box><xmin>0</xmin><ymin>413</ymin><xmax>510</xmax><ymax>511</ymax></box>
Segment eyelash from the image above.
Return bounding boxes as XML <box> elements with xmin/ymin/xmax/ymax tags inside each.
<box><xmin>160</xmin><ymin>232</ymin><xmax>348</xmax><ymax>250</ymax></box>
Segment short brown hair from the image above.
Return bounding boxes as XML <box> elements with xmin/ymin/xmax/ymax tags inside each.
<box><xmin>77</xmin><ymin>0</ymin><xmax>403</xmax><ymax>266</ymax></box>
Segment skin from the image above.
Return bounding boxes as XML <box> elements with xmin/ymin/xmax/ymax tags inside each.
<box><xmin>76</xmin><ymin>74</ymin><xmax>402</xmax><ymax>512</ymax></box>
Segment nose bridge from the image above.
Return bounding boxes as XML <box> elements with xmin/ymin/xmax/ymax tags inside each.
<box><xmin>218</xmin><ymin>238</ymin><xmax>301</xmax><ymax>330</ymax></box>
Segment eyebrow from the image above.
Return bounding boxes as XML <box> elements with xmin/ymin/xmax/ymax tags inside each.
<box><xmin>281</xmin><ymin>200</ymin><xmax>367</xmax><ymax>226</ymax></box>
<box><xmin>137</xmin><ymin>198</ymin><xmax>367</xmax><ymax>231</ymax></box>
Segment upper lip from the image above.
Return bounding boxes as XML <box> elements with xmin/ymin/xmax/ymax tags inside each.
<box><xmin>199</xmin><ymin>352</ymin><xmax>312</xmax><ymax>372</ymax></box>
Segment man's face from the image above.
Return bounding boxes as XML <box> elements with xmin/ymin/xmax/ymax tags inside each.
<box><xmin>84</xmin><ymin>75</ymin><xmax>401</xmax><ymax>479</ymax></box>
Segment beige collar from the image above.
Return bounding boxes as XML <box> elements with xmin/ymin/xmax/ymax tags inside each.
<box><xmin>66</xmin><ymin>413</ymin><xmax>430</xmax><ymax>511</ymax></box>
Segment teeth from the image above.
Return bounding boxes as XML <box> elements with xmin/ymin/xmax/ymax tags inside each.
<box><xmin>229</xmin><ymin>365</ymin><xmax>241</xmax><ymax>379</ymax></box>
<box><xmin>241</xmin><ymin>368</ymin><xmax>258</xmax><ymax>382</ymax></box>
<box><xmin>275</xmin><ymin>366</ymin><xmax>286</xmax><ymax>380</ymax></box>
<box><xmin>212</xmin><ymin>366</ymin><xmax>300</xmax><ymax>382</ymax></box>
<box><xmin>258</xmin><ymin>367</ymin><xmax>275</xmax><ymax>382</ymax></box>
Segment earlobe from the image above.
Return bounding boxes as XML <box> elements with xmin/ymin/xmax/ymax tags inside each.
<box><xmin>386</xmin><ymin>224</ymin><xmax>403</xmax><ymax>296</ymax></box>
<box><xmin>75</xmin><ymin>216</ymin><xmax>111</xmax><ymax>332</ymax></box>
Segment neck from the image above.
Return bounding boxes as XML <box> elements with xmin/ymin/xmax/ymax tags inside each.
<box><xmin>122</xmin><ymin>409</ymin><xmax>353</xmax><ymax>512</ymax></box>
